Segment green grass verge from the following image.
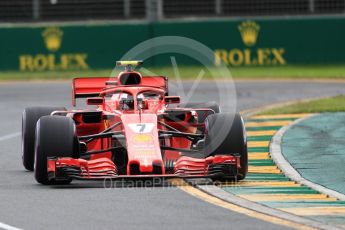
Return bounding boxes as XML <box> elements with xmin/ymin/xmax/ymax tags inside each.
<box><xmin>230</xmin><ymin>65</ymin><xmax>345</xmax><ymax>79</ymax></box>
<box><xmin>0</xmin><ymin>69</ymin><xmax>113</xmax><ymax>81</ymax></box>
<box><xmin>2</xmin><ymin>65</ymin><xmax>345</xmax><ymax>80</ymax></box>
<box><xmin>260</xmin><ymin>96</ymin><xmax>345</xmax><ymax>115</ymax></box>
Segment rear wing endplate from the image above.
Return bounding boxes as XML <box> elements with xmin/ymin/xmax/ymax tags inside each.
<box><xmin>72</xmin><ymin>77</ymin><xmax>112</xmax><ymax>106</ymax></box>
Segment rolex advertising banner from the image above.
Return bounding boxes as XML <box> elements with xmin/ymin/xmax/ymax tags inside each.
<box><xmin>1</xmin><ymin>17</ymin><xmax>345</xmax><ymax>71</ymax></box>
<box><xmin>4</xmin><ymin>24</ymin><xmax>150</xmax><ymax>72</ymax></box>
<box><xmin>153</xmin><ymin>17</ymin><xmax>345</xmax><ymax>67</ymax></box>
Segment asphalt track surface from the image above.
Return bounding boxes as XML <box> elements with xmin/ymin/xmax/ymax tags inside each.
<box><xmin>1</xmin><ymin>80</ymin><xmax>345</xmax><ymax>230</ymax></box>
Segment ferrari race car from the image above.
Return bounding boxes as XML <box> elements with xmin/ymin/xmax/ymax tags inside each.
<box><xmin>22</xmin><ymin>61</ymin><xmax>248</xmax><ymax>185</ymax></box>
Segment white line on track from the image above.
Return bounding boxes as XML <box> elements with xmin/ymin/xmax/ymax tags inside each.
<box><xmin>0</xmin><ymin>222</ymin><xmax>23</xmax><ymax>230</ymax></box>
<box><xmin>0</xmin><ymin>132</ymin><xmax>20</xmax><ymax>142</ymax></box>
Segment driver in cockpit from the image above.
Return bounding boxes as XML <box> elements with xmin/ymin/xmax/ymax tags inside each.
<box><xmin>111</xmin><ymin>92</ymin><xmax>134</xmax><ymax>110</ymax></box>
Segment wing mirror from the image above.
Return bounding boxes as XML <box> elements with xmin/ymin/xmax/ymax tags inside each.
<box><xmin>164</xmin><ymin>96</ymin><xmax>180</xmax><ymax>104</ymax></box>
<box><xmin>86</xmin><ymin>97</ymin><xmax>104</xmax><ymax>105</ymax></box>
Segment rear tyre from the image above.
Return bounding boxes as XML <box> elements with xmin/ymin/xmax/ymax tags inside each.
<box><xmin>34</xmin><ymin>116</ymin><xmax>78</xmax><ymax>185</ymax></box>
<box><xmin>22</xmin><ymin>106</ymin><xmax>66</xmax><ymax>171</ymax></box>
<box><xmin>205</xmin><ymin>113</ymin><xmax>248</xmax><ymax>180</ymax></box>
<box><xmin>179</xmin><ymin>101</ymin><xmax>220</xmax><ymax>123</ymax></box>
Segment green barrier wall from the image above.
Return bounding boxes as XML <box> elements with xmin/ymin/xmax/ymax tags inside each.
<box><xmin>1</xmin><ymin>17</ymin><xmax>345</xmax><ymax>71</ymax></box>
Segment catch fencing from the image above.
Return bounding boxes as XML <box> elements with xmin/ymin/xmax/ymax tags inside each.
<box><xmin>0</xmin><ymin>0</ymin><xmax>344</xmax><ymax>22</ymax></box>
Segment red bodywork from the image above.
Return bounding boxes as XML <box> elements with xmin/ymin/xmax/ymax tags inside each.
<box><xmin>47</xmin><ymin>72</ymin><xmax>240</xmax><ymax>181</ymax></box>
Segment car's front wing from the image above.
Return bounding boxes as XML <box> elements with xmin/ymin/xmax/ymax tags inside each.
<box><xmin>48</xmin><ymin>155</ymin><xmax>240</xmax><ymax>181</ymax></box>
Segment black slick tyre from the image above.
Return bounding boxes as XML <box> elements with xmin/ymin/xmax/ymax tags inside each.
<box><xmin>34</xmin><ymin>116</ymin><xmax>78</xmax><ymax>185</ymax></box>
<box><xmin>204</xmin><ymin>113</ymin><xmax>248</xmax><ymax>180</ymax></box>
<box><xmin>22</xmin><ymin>106</ymin><xmax>66</xmax><ymax>171</ymax></box>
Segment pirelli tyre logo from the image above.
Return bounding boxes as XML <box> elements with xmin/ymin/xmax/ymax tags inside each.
<box><xmin>19</xmin><ymin>27</ymin><xmax>89</xmax><ymax>71</ymax></box>
<box><xmin>214</xmin><ymin>20</ymin><xmax>286</xmax><ymax>66</ymax></box>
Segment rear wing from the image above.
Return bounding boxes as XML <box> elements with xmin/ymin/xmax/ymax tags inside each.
<box><xmin>72</xmin><ymin>76</ymin><xmax>168</xmax><ymax>106</ymax></box>
<box><xmin>72</xmin><ymin>77</ymin><xmax>110</xmax><ymax>106</ymax></box>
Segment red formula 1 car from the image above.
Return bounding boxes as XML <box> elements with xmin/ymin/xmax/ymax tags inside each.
<box><xmin>22</xmin><ymin>61</ymin><xmax>248</xmax><ymax>185</ymax></box>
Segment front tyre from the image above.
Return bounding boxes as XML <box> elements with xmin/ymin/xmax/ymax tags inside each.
<box><xmin>22</xmin><ymin>106</ymin><xmax>66</xmax><ymax>171</ymax></box>
<box><xmin>205</xmin><ymin>113</ymin><xmax>248</xmax><ymax>180</ymax></box>
<box><xmin>34</xmin><ymin>116</ymin><xmax>78</xmax><ymax>185</ymax></box>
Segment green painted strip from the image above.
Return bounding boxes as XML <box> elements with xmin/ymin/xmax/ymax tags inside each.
<box><xmin>242</xmin><ymin>186</ymin><xmax>310</xmax><ymax>190</ymax></box>
<box><xmin>248</xmin><ymin>118</ymin><xmax>298</xmax><ymax>122</ymax></box>
<box><xmin>248</xmin><ymin>136</ymin><xmax>273</xmax><ymax>141</ymax></box>
<box><xmin>246</xmin><ymin>126</ymin><xmax>282</xmax><ymax>131</ymax></box>
<box><xmin>260</xmin><ymin>201</ymin><xmax>345</xmax><ymax>208</ymax></box>
<box><xmin>223</xmin><ymin>186</ymin><xmax>320</xmax><ymax>195</ymax></box>
<box><xmin>223</xmin><ymin>116</ymin><xmax>345</xmax><ymax>227</ymax></box>
<box><xmin>248</xmin><ymin>147</ymin><xmax>269</xmax><ymax>152</ymax></box>
<box><xmin>249</xmin><ymin>159</ymin><xmax>275</xmax><ymax>166</ymax></box>
<box><xmin>246</xmin><ymin>173</ymin><xmax>289</xmax><ymax>181</ymax></box>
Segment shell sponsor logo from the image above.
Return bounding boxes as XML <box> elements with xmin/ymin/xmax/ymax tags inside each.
<box><xmin>133</xmin><ymin>134</ymin><xmax>153</xmax><ymax>144</ymax></box>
